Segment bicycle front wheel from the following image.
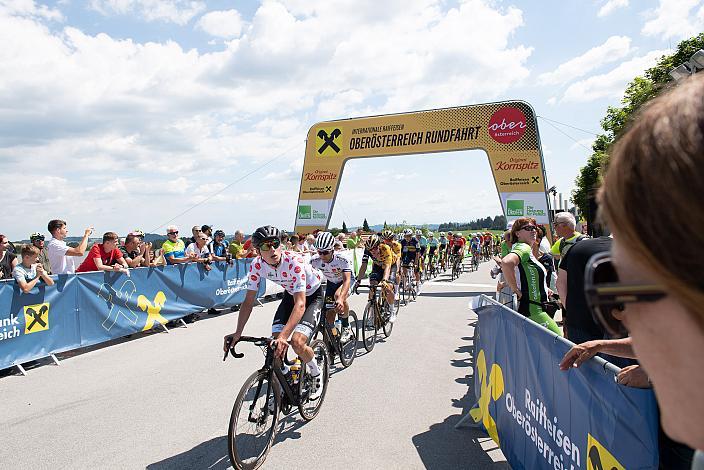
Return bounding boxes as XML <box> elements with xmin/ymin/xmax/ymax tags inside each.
<box><xmin>299</xmin><ymin>339</ymin><xmax>330</xmax><ymax>420</ymax></box>
<box><xmin>382</xmin><ymin>302</ymin><xmax>394</xmax><ymax>337</ymax></box>
<box><xmin>228</xmin><ymin>370</ymin><xmax>281</xmax><ymax>470</ymax></box>
<box><xmin>362</xmin><ymin>301</ymin><xmax>378</xmax><ymax>352</ymax></box>
<box><xmin>338</xmin><ymin>310</ymin><xmax>358</xmax><ymax>367</ymax></box>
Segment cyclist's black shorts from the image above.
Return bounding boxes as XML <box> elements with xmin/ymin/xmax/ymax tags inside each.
<box><xmin>428</xmin><ymin>247</ymin><xmax>437</xmax><ymax>256</ymax></box>
<box><xmin>324</xmin><ymin>280</ymin><xmax>353</xmax><ymax>308</ymax></box>
<box><xmin>369</xmin><ymin>264</ymin><xmax>396</xmax><ymax>284</ymax></box>
<box><xmin>272</xmin><ymin>284</ymin><xmax>325</xmax><ymax>338</ymax></box>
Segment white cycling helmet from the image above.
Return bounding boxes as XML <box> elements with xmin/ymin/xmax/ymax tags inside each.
<box><xmin>440</xmin><ymin>232</ymin><xmax>446</xmax><ymax>237</ymax></box>
<box><xmin>428</xmin><ymin>231</ymin><xmax>434</xmax><ymax>237</ymax></box>
<box><xmin>403</xmin><ymin>228</ymin><xmax>413</xmax><ymax>236</ymax></box>
<box><xmin>314</xmin><ymin>231</ymin><xmax>335</xmax><ymax>251</ymax></box>
<box><xmin>415</xmin><ymin>229</ymin><xmax>422</xmax><ymax>236</ymax></box>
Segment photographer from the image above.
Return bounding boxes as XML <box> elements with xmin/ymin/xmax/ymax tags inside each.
<box><xmin>120</xmin><ymin>232</ymin><xmax>152</xmax><ymax>268</ymax></box>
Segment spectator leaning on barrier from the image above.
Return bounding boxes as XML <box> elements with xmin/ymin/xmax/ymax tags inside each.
<box><xmin>76</xmin><ymin>232</ymin><xmax>129</xmax><ymax>274</ymax></box>
<box><xmin>12</xmin><ymin>245</ymin><xmax>54</xmax><ymax>293</ymax></box>
<box><xmin>185</xmin><ymin>232</ymin><xmax>213</xmax><ymax>270</ymax></box>
<box><xmin>0</xmin><ymin>234</ymin><xmax>18</xmax><ymax>280</ymax></box>
<box><xmin>228</xmin><ymin>230</ymin><xmax>245</xmax><ymax>259</ymax></box>
<box><xmin>571</xmin><ymin>76</ymin><xmax>704</xmax><ymax>460</ymax></box>
<box><xmin>201</xmin><ymin>224</ymin><xmax>213</xmax><ymax>243</ymax></box>
<box><xmin>162</xmin><ymin>225</ymin><xmax>190</xmax><ymax>265</ymax></box>
<box><xmin>550</xmin><ymin>212</ymin><xmax>585</xmax><ymax>264</ymax></box>
<box><xmin>208</xmin><ymin>230</ymin><xmax>229</xmax><ymax>262</ymax></box>
<box><xmin>120</xmin><ymin>232</ymin><xmax>151</xmax><ymax>268</ymax></box>
<box><xmin>46</xmin><ymin>220</ymin><xmax>94</xmax><ymax>275</ymax></box>
<box><xmin>501</xmin><ymin>217</ymin><xmax>561</xmax><ymax>335</ymax></box>
<box><xmin>30</xmin><ymin>233</ymin><xmax>51</xmax><ymax>274</ymax></box>
<box><xmin>188</xmin><ymin>225</ymin><xmax>201</xmax><ymax>246</ymax></box>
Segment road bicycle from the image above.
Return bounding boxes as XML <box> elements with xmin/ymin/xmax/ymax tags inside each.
<box><xmin>355</xmin><ymin>281</ymin><xmax>394</xmax><ymax>352</ymax></box>
<box><xmin>313</xmin><ymin>297</ymin><xmax>359</xmax><ymax>368</ymax></box>
<box><xmin>224</xmin><ymin>336</ymin><xmax>329</xmax><ymax>470</ymax></box>
<box><xmin>451</xmin><ymin>253</ymin><xmax>463</xmax><ymax>280</ymax></box>
<box><xmin>399</xmin><ymin>263</ymin><xmax>418</xmax><ymax>305</ymax></box>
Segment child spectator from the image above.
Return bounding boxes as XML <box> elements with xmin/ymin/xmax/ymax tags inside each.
<box><xmin>0</xmin><ymin>234</ymin><xmax>18</xmax><ymax>280</ymax></box>
<box><xmin>12</xmin><ymin>245</ymin><xmax>55</xmax><ymax>293</ymax></box>
<box><xmin>29</xmin><ymin>233</ymin><xmax>51</xmax><ymax>274</ymax></box>
<box><xmin>46</xmin><ymin>219</ymin><xmax>94</xmax><ymax>274</ymax></box>
<box><xmin>76</xmin><ymin>232</ymin><xmax>129</xmax><ymax>274</ymax></box>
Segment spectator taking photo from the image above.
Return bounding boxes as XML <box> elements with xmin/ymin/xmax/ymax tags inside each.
<box><xmin>46</xmin><ymin>219</ymin><xmax>94</xmax><ymax>275</ymax></box>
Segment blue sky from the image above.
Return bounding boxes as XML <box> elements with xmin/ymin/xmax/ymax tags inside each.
<box><xmin>0</xmin><ymin>0</ymin><xmax>701</xmax><ymax>239</ymax></box>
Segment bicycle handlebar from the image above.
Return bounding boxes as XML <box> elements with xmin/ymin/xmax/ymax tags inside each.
<box><xmin>223</xmin><ymin>335</ymin><xmax>297</xmax><ymax>365</ymax></box>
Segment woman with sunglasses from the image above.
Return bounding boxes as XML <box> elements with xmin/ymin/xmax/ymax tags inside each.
<box><xmin>570</xmin><ymin>76</ymin><xmax>704</xmax><ymax>463</ymax></box>
<box><xmin>500</xmin><ymin>217</ymin><xmax>561</xmax><ymax>335</ymax></box>
<box><xmin>223</xmin><ymin>225</ymin><xmax>326</xmax><ymax>398</ymax></box>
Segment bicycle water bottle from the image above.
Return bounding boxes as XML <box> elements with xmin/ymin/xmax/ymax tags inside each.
<box><xmin>334</xmin><ymin>320</ymin><xmax>342</xmax><ymax>334</ymax></box>
<box><xmin>290</xmin><ymin>359</ymin><xmax>301</xmax><ymax>384</ymax></box>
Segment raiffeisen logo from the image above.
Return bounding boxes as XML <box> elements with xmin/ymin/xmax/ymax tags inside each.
<box><xmin>469</xmin><ymin>349</ymin><xmax>504</xmax><ymax>444</ymax></box>
<box><xmin>488</xmin><ymin>107</ymin><xmax>527</xmax><ymax>144</ymax></box>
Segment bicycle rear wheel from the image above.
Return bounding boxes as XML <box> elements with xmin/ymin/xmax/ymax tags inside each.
<box><xmin>338</xmin><ymin>311</ymin><xmax>358</xmax><ymax>367</ymax></box>
<box><xmin>362</xmin><ymin>302</ymin><xmax>378</xmax><ymax>352</ymax></box>
<box><xmin>299</xmin><ymin>339</ymin><xmax>330</xmax><ymax>420</ymax></box>
<box><xmin>228</xmin><ymin>370</ymin><xmax>280</xmax><ymax>470</ymax></box>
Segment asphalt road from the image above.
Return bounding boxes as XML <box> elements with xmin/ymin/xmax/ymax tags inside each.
<box><xmin>1</xmin><ymin>260</ymin><xmax>510</xmax><ymax>470</ymax></box>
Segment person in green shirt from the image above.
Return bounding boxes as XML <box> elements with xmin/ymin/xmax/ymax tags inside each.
<box><xmin>550</xmin><ymin>212</ymin><xmax>584</xmax><ymax>263</ymax></box>
<box><xmin>228</xmin><ymin>230</ymin><xmax>245</xmax><ymax>258</ymax></box>
<box><xmin>345</xmin><ymin>231</ymin><xmax>361</xmax><ymax>249</ymax></box>
<box><xmin>501</xmin><ymin>217</ymin><xmax>561</xmax><ymax>335</ymax></box>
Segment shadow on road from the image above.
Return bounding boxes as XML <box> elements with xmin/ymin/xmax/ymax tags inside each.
<box><xmin>418</xmin><ymin>290</ymin><xmax>489</xmax><ymax>298</ymax></box>
<box><xmin>147</xmin><ymin>436</ymin><xmax>231</xmax><ymax>470</ymax></box>
<box><xmin>412</xmin><ymin>319</ymin><xmax>508</xmax><ymax>469</ymax></box>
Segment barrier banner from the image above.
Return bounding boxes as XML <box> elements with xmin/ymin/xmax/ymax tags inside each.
<box><xmin>0</xmin><ymin>274</ymin><xmax>81</xmax><ymax>369</ymax></box>
<box><xmin>0</xmin><ymin>260</ymin><xmax>261</xmax><ymax>370</ymax></box>
<box><xmin>470</xmin><ymin>301</ymin><xmax>659</xmax><ymax>470</ymax></box>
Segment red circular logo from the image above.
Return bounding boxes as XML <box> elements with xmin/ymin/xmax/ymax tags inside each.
<box><xmin>254</xmin><ymin>263</ymin><xmax>261</xmax><ymax>269</ymax></box>
<box><xmin>282</xmin><ymin>272</ymin><xmax>288</xmax><ymax>277</ymax></box>
<box><xmin>250</xmin><ymin>275</ymin><xmax>258</xmax><ymax>281</ymax></box>
<box><xmin>294</xmin><ymin>266</ymin><xmax>301</xmax><ymax>274</ymax></box>
<box><xmin>488</xmin><ymin>107</ymin><xmax>527</xmax><ymax>144</ymax></box>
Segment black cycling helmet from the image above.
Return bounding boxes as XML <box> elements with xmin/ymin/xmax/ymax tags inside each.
<box><xmin>214</xmin><ymin>229</ymin><xmax>226</xmax><ymax>237</ymax></box>
<box><xmin>30</xmin><ymin>232</ymin><xmax>45</xmax><ymax>242</ymax></box>
<box><xmin>365</xmin><ymin>234</ymin><xmax>381</xmax><ymax>250</ymax></box>
<box><xmin>251</xmin><ymin>225</ymin><xmax>282</xmax><ymax>248</ymax></box>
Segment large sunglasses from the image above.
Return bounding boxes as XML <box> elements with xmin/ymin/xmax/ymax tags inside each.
<box><xmin>519</xmin><ymin>225</ymin><xmax>537</xmax><ymax>232</ymax></box>
<box><xmin>585</xmin><ymin>252</ymin><xmax>667</xmax><ymax>338</ymax></box>
<box><xmin>168</xmin><ymin>231</ymin><xmax>179</xmax><ymax>235</ymax></box>
<box><xmin>317</xmin><ymin>249</ymin><xmax>332</xmax><ymax>256</ymax></box>
<box><xmin>259</xmin><ymin>239</ymin><xmax>281</xmax><ymax>252</ymax></box>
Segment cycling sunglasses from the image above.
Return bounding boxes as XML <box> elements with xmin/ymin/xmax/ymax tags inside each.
<box><xmin>317</xmin><ymin>249</ymin><xmax>332</xmax><ymax>256</ymax></box>
<box><xmin>585</xmin><ymin>252</ymin><xmax>667</xmax><ymax>338</ymax></box>
<box><xmin>259</xmin><ymin>239</ymin><xmax>281</xmax><ymax>252</ymax></box>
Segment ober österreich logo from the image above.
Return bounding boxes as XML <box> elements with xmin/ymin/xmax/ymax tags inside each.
<box><xmin>316</xmin><ymin>127</ymin><xmax>342</xmax><ymax>156</ymax></box>
<box><xmin>488</xmin><ymin>107</ymin><xmax>527</xmax><ymax>144</ymax></box>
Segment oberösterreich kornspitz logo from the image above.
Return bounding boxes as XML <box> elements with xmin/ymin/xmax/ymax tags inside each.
<box><xmin>488</xmin><ymin>107</ymin><xmax>527</xmax><ymax>144</ymax></box>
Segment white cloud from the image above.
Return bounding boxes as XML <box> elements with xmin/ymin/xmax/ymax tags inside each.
<box><xmin>546</xmin><ymin>97</ymin><xmax>557</xmax><ymax>106</ymax></box>
<box><xmin>196</xmin><ymin>9</ymin><xmax>244</xmax><ymax>39</ymax></box>
<box><xmin>538</xmin><ymin>36</ymin><xmax>632</xmax><ymax>85</ymax></box>
<box><xmin>642</xmin><ymin>0</ymin><xmax>704</xmax><ymax>40</ymax></box>
<box><xmin>0</xmin><ymin>0</ymin><xmax>533</xmax><ymax>238</ymax></box>
<box><xmin>89</xmin><ymin>0</ymin><xmax>205</xmax><ymax>25</ymax></box>
<box><xmin>561</xmin><ymin>49</ymin><xmax>667</xmax><ymax>102</ymax></box>
<box><xmin>0</xmin><ymin>0</ymin><xmax>64</xmax><ymax>21</ymax></box>
<box><xmin>598</xmin><ymin>0</ymin><xmax>628</xmax><ymax>17</ymax></box>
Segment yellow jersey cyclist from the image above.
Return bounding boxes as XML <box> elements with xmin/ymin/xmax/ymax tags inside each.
<box><xmin>381</xmin><ymin>229</ymin><xmax>402</xmax><ymax>292</ymax></box>
<box><xmin>311</xmin><ymin>232</ymin><xmax>354</xmax><ymax>343</ymax></box>
<box><xmin>355</xmin><ymin>235</ymin><xmax>397</xmax><ymax>322</ymax></box>
<box><xmin>400</xmin><ymin>229</ymin><xmax>421</xmax><ymax>284</ymax></box>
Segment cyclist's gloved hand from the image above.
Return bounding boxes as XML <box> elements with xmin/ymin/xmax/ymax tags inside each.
<box><xmin>224</xmin><ymin>332</ymin><xmax>241</xmax><ymax>353</ymax></box>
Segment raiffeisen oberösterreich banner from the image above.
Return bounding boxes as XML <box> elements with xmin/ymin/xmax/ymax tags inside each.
<box><xmin>469</xmin><ymin>302</ymin><xmax>659</xmax><ymax>470</ymax></box>
<box><xmin>295</xmin><ymin>101</ymin><xmax>551</xmax><ymax>233</ymax></box>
